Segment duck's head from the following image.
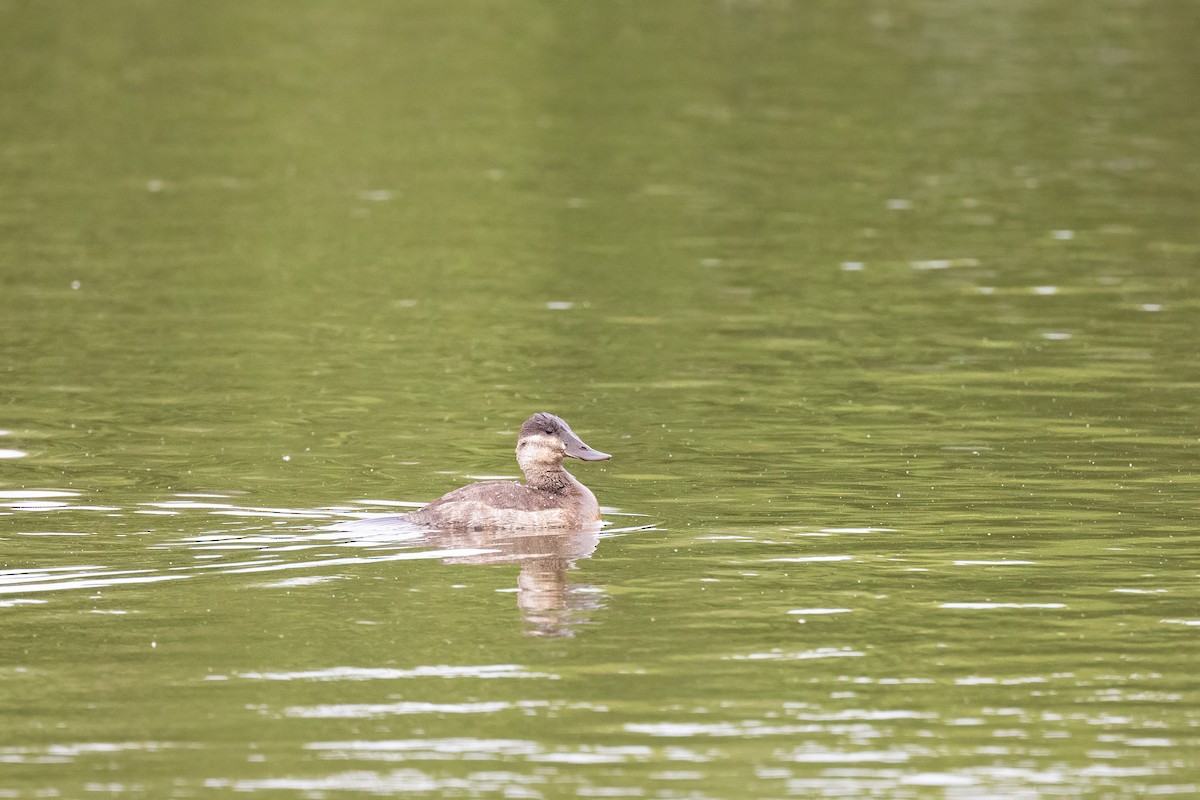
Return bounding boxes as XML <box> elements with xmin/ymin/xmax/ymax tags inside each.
<box><xmin>516</xmin><ymin>412</ymin><xmax>611</xmax><ymax>469</ymax></box>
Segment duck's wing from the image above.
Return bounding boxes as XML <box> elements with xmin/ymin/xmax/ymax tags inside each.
<box><xmin>411</xmin><ymin>481</ymin><xmax>555</xmax><ymax>515</ymax></box>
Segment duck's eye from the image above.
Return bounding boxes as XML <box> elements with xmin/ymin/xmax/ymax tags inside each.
<box><xmin>544</xmin><ymin>428</ymin><xmax>554</xmax><ymax>435</ymax></box>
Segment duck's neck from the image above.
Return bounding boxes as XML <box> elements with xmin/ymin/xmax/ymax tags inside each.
<box><xmin>522</xmin><ymin>461</ymin><xmax>580</xmax><ymax>494</ymax></box>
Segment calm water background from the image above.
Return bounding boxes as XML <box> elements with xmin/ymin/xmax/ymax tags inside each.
<box><xmin>2</xmin><ymin>1</ymin><xmax>1199</xmax><ymax>797</ymax></box>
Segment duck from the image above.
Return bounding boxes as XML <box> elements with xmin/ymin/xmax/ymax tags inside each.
<box><xmin>403</xmin><ymin>412</ymin><xmax>611</xmax><ymax>531</ymax></box>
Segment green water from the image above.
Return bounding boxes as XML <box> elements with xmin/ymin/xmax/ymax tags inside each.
<box><xmin>3</xmin><ymin>1</ymin><xmax>1200</xmax><ymax>797</ymax></box>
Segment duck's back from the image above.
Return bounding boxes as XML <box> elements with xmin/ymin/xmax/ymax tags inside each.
<box><xmin>406</xmin><ymin>480</ymin><xmax>599</xmax><ymax>531</ymax></box>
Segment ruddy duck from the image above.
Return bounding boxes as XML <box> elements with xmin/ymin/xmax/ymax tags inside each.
<box><xmin>404</xmin><ymin>412</ymin><xmax>611</xmax><ymax>531</ymax></box>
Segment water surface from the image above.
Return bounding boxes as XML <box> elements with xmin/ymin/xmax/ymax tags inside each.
<box><xmin>2</xmin><ymin>1</ymin><xmax>1199</xmax><ymax>797</ymax></box>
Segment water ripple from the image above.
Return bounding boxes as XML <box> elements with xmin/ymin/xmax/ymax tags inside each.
<box><xmin>284</xmin><ymin>700</ymin><xmax>540</xmax><ymax>719</ymax></box>
<box><xmin>216</xmin><ymin>664</ymin><xmax>558</xmax><ymax>682</ymax></box>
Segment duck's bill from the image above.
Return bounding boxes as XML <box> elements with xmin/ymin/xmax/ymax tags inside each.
<box><xmin>564</xmin><ymin>433</ymin><xmax>611</xmax><ymax>461</ymax></box>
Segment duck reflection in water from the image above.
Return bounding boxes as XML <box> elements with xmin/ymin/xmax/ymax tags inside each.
<box><xmin>433</xmin><ymin>526</ymin><xmax>605</xmax><ymax>638</ymax></box>
<box><xmin>349</xmin><ymin>413</ymin><xmax>612</xmax><ymax>636</ymax></box>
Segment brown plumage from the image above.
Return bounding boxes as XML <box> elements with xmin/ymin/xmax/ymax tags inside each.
<box><xmin>404</xmin><ymin>412</ymin><xmax>611</xmax><ymax>531</ymax></box>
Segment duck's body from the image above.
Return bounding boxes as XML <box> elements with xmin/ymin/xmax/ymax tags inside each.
<box><xmin>404</xmin><ymin>413</ymin><xmax>610</xmax><ymax>531</ymax></box>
